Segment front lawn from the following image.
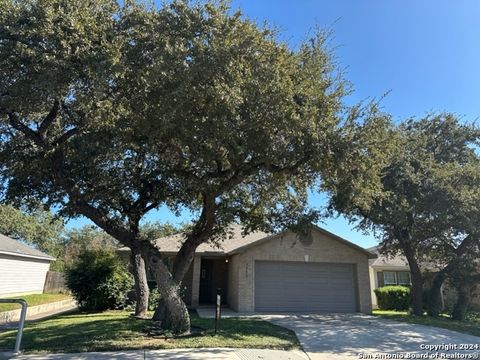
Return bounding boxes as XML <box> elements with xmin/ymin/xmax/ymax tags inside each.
<box><xmin>0</xmin><ymin>310</ymin><xmax>299</xmax><ymax>354</ymax></box>
<box><xmin>0</xmin><ymin>293</ymin><xmax>71</xmax><ymax>312</ymax></box>
<box><xmin>373</xmin><ymin>310</ymin><xmax>480</xmax><ymax>337</ymax></box>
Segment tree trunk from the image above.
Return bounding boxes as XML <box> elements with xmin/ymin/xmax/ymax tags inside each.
<box><xmin>150</xmin><ymin>238</ymin><xmax>204</xmax><ymax>331</ymax></box>
<box><xmin>452</xmin><ymin>283</ymin><xmax>471</xmax><ymax>321</ymax></box>
<box><xmin>402</xmin><ymin>243</ymin><xmax>424</xmax><ymax>316</ymax></box>
<box><xmin>172</xmin><ymin>239</ymin><xmax>201</xmax><ymax>283</ymax></box>
<box><xmin>152</xmin><ymin>297</ymin><xmax>167</xmax><ymax>321</ymax></box>
<box><xmin>149</xmin><ymin>265</ymin><xmax>189</xmax><ymax>333</ymax></box>
<box><xmin>172</xmin><ymin>200</ymin><xmax>216</xmax><ymax>284</ymax></box>
<box><xmin>130</xmin><ymin>245</ymin><xmax>149</xmax><ymax>318</ymax></box>
<box><xmin>139</xmin><ymin>242</ymin><xmax>190</xmax><ymax>333</ymax></box>
<box><xmin>427</xmin><ymin>270</ymin><xmax>448</xmax><ymax>317</ymax></box>
<box><xmin>410</xmin><ymin>270</ymin><xmax>424</xmax><ymax>316</ymax></box>
<box><xmin>136</xmin><ymin>200</ymin><xmax>216</xmax><ymax>333</ymax></box>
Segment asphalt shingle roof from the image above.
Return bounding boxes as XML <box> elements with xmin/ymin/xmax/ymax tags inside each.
<box><xmin>118</xmin><ymin>224</ymin><xmax>270</xmax><ymax>254</ymax></box>
<box><xmin>368</xmin><ymin>245</ymin><xmax>409</xmax><ymax>267</ymax></box>
<box><xmin>0</xmin><ymin>233</ymin><xmax>55</xmax><ymax>261</ymax></box>
<box><xmin>119</xmin><ymin>224</ymin><xmax>376</xmax><ymax>258</ymax></box>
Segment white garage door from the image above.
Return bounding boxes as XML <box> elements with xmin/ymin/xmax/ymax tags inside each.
<box><xmin>254</xmin><ymin>261</ymin><xmax>357</xmax><ymax>312</ymax></box>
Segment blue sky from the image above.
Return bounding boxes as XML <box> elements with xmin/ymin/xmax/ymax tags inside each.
<box><xmin>66</xmin><ymin>0</ymin><xmax>480</xmax><ymax>249</ymax></box>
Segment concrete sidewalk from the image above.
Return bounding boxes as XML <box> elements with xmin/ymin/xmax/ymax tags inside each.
<box><xmin>0</xmin><ymin>300</ymin><xmax>77</xmax><ymax>326</ymax></box>
<box><xmin>4</xmin><ymin>348</ymin><xmax>308</xmax><ymax>360</ymax></box>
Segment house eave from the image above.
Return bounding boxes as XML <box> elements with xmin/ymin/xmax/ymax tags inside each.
<box><xmin>0</xmin><ymin>250</ymin><xmax>54</xmax><ymax>262</ymax></box>
<box><xmin>370</xmin><ymin>265</ymin><xmax>410</xmax><ymax>271</ymax></box>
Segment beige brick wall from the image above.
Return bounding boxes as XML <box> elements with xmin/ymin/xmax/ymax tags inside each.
<box><xmin>227</xmin><ymin>256</ymin><xmax>238</xmax><ymax>310</ymax></box>
<box><xmin>228</xmin><ymin>229</ymin><xmax>373</xmax><ymax>313</ymax></box>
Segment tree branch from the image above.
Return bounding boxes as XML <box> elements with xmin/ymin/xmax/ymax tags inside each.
<box><xmin>143</xmin><ymin>202</ymin><xmax>159</xmax><ymax>214</ymax></box>
<box><xmin>38</xmin><ymin>100</ymin><xmax>59</xmax><ymax>137</ymax></box>
<box><xmin>8</xmin><ymin>112</ymin><xmax>45</xmax><ymax>148</ymax></box>
<box><xmin>172</xmin><ymin>193</ymin><xmax>216</xmax><ymax>283</ymax></box>
<box><xmin>6</xmin><ymin>111</ymin><xmax>134</xmax><ymax>246</ymax></box>
<box><xmin>215</xmin><ymin>152</ymin><xmax>312</xmax><ymax>196</ymax></box>
<box><xmin>53</xmin><ymin>127</ymin><xmax>78</xmax><ymax>146</ymax></box>
<box><xmin>455</xmin><ymin>233</ymin><xmax>478</xmax><ymax>256</ymax></box>
<box><xmin>49</xmin><ymin>149</ymin><xmax>134</xmax><ymax>245</ymax></box>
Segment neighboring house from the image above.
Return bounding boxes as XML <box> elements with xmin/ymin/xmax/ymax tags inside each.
<box><xmin>0</xmin><ymin>233</ymin><xmax>54</xmax><ymax>296</ymax></box>
<box><xmin>368</xmin><ymin>246</ymin><xmax>480</xmax><ymax>311</ymax></box>
<box><xmin>368</xmin><ymin>246</ymin><xmax>411</xmax><ymax>309</ymax></box>
<box><xmin>119</xmin><ymin>224</ymin><xmax>375</xmax><ymax>313</ymax></box>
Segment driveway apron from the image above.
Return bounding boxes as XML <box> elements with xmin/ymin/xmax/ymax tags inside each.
<box><xmin>262</xmin><ymin>314</ymin><xmax>480</xmax><ymax>360</ymax></box>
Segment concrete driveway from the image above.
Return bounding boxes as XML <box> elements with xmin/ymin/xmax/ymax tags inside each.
<box><xmin>262</xmin><ymin>314</ymin><xmax>480</xmax><ymax>360</ymax></box>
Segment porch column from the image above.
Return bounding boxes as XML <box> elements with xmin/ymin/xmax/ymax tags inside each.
<box><xmin>191</xmin><ymin>255</ymin><xmax>201</xmax><ymax>307</ymax></box>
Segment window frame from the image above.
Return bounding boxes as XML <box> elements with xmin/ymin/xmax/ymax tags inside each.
<box><xmin>397</xmin><ymin>271</ymin><xmax>411</xmax><ymax>285</ymax></box>
<box><xmin>383</xmin><ymin>271</ymin><xmax>397</xmax><ymax>285</ymax></box>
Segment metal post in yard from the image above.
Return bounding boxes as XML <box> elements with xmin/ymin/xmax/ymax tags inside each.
<box><xmin>214</xmin><ymin>288</ymin><xmax>222</xmax><ymax>334</ymax></box>
<box><xmin>0</xmin><ymin>299</ymin><xmax>28</xmax><ymax>355</ymax></box>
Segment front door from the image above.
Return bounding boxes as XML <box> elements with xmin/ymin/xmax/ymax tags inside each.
<box><xmin>199</xmin><ymin>259</ymin><xmax>214</xmax><ymax>303</ymax></box>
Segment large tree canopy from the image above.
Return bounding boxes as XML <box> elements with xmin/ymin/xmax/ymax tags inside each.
<box><xmin>0</xmin><ymin>0</ymin><xmax>165</xmax><ymax>318</ymax></box>
<box><xmin>0</xmin><ymin>204</ymin><xmax>64</xmax><ymax>266</ymax></box>
<box><xmin>328</xmin><ymin>114</ymin><xmax>480</xmax><ymax>316</ymax></box>
<box><xmin>0</xmin><ymin>0</ymin><xmax>389</xmax><ymax>331</ymax></box>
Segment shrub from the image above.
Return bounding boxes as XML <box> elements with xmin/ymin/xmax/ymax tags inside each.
<box><xmin>148</xmin><ymin>287</ymin><xmax>161</xmax><ymax>311</ymax></box>
<box><xmin>66</xmin><ymin>249</ymin><xmax>133</xmax><ymax>311</ymax></box>
<box><xmin>464</xmin><ymin>311</ymin><xmax>480</xmax><ymax>322</ymax></box>
<box><xmin>375</xmin><ymin>285</ymin><xmax>412</xmax><ymax>310</ymax></box>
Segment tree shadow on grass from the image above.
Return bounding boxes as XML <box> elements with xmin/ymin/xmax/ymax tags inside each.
<box><xmin>0</xmin><ymin>311</ymin><xmax>149</xmax><ymax>353</ymax></box>
<box><xmin>191</xmin><ymin>316</ymin><xmax>300</xmax><ymax>349</ymax></box>
<box><xmin>0</xmin><ymin>312</ymin><xmax>299</xmax><ymax>354</ymax></box>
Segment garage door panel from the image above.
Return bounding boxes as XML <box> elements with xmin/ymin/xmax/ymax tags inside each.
<box><xmin>254</xmin><ymin>261</ymin><xmax>357</xmax><ymax>312</ymax></box>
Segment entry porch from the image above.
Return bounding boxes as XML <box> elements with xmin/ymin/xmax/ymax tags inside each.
<box><xmin>183</xmin><ymin>255</ymin><xmax>229</xmax><ymax>308</ymax></box>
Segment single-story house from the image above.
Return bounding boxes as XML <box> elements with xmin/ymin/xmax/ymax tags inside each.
<box><xmin>368</xmin><ymin>246</ymin><xmax>480</xmax><ymax>311</ymax></box>
<box><xmin>368</xmin><ymin>246</ymin><xmax>412</xmax><ymax>308</ymax></box>
<box><xmin>119</xmin><ymin>224</ymin><xmax>375</xmax><ymax>313</ymax></box>
<box><xmin>0</xmin><ymin>233</ymin><xmax>54</xmax><ymax>297</ymax></box>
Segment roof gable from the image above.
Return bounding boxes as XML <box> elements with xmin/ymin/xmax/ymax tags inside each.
<box><xmin>229</xmin><ymin>225</ymin><xmax>377</xmax><ymax>258</ymax></box>
<box><xmin>368</xmin><ymin>246</ymin><xmax>409</xmax><ymax>268</ymax></box>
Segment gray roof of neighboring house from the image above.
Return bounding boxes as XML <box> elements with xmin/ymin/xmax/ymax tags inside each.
<box><xmin>0</xmin><ymin>233</ymin><xmax>55</xmax><ymax>261</ymax></box>
<box><xmin>118</xmin><ymin>223</ymin><xmax>376</xmax><ymax>258</ymax></box>
<box><xmin>368</xmin><ymin>246</ymin><xmax>409</xmax><ymax>268</ymax></box>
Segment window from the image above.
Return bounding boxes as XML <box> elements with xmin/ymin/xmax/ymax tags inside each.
<box><xmin>382</xmin><ymin>271</ymin><xmax>411</xmax><ymax>286</ymax></box>
<box><xmin>383</xmin><ymin>271</ymin><xmax>397</xmax><ymax>285</ymax></box>
<box><xmin>146</xmin><ymin>269</ymin><xmax>155</xmax><ymax>282</ymax></box>
<box><xmin>397</xmin><ymin>272</ymin><xmax>411</xmax><ymax>285</ymax></box>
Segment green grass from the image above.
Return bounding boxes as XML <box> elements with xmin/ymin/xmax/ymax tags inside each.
<box><xmin>0</xmin><ymin>310</ymin><xmax>299</xmax><ymax>354</ymax></box>
<box><xmin>0</xmin><ymin>293</ymin><xmax>71</xmax><ymax>312</ymax></box>
<box><xmin>373</xmin><ymin>310</ymin><xmax>480</xmax><ymax>337</ymax></box>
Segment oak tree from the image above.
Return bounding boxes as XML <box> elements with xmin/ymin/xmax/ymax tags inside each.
<box><xmin>0</xmin><ymin>0</ymin><xmax>388</xmax><ymax>331</ymax></box>
<box><xmin>328</xmin><ymin>115</ymin><xmax>480</xmax><ymax>316</ymax></box>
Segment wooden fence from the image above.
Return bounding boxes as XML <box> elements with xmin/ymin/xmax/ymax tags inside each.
<box><xmin>43</xmin><ymin>271</ymin><xmax>68</xmax><ymax>293</ymax></box>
